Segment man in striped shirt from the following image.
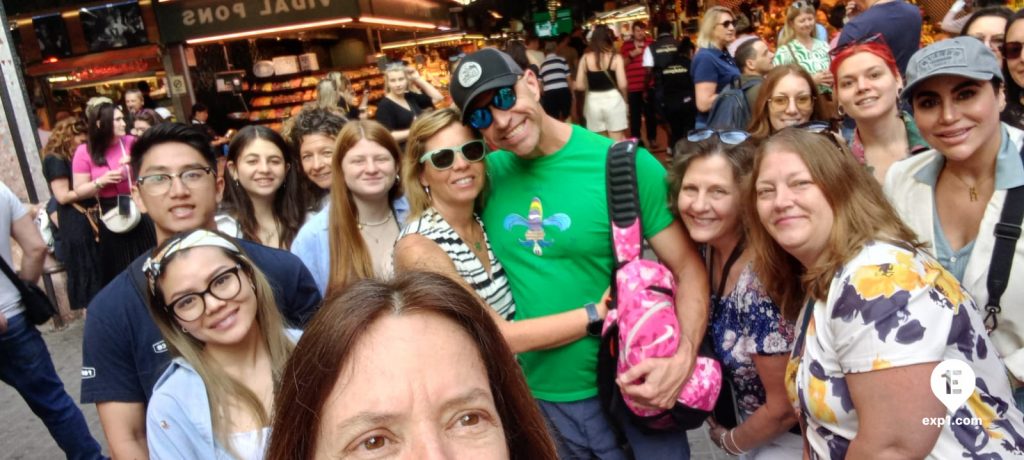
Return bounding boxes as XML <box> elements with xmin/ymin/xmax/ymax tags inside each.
<box><xmin>540</xmin><ymin>39</ymin><xmax>573</xmax><ymax>121</ymax></box>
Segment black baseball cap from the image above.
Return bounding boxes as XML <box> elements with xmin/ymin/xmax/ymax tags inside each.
<box><xmin>450</xmin><ymin>48</ymin><xmax>523</xmax><ymax>124</ymax></box>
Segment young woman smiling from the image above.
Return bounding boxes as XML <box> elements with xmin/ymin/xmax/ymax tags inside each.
<box><xmin>1002</xmin><ymin>10</ymin><xmax>1024</xmax><ymax>130</ymax></box>
<box><xmin>374</xmin><ymin>63</ymin><xmax>444</xmax><ymax>145</ymax></box>
<box><xmin>774</xmin><ymin>2</ymin><xmax>834</xmax><ymax>95</ymax></box>
<box><xmin>144</xmin><ymin>229</ymin><xmax>299</xmax><ymax>459</ymax></box>
<box><xmin>831</xmin><ymin>38</ymin><xmax>928</xmax><ymax>182</ymax></box>
<box><xmin>747</xmin><ymin>65</ymin><xmax>832</xmax><ymax>139</ymax></box>
<box><xmin>219</xmin><ymin>126</ymin><xmax>307</xmax><ymax>249</ymax></box>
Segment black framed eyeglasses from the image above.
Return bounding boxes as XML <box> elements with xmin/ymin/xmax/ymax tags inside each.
<box><xmin>1004</xmin><ymin>41</ymin><xmax>1023</xmax><ymax>60</ymax></box>
<box><xmin>164</xmin><ymin>265</ymin><xmax>243</xmax><ymax>322</ymax></box>
<box><xmin>468</xmin><ymin>86</ymin><xmax>517</xmax><ymax>129</ymax></box>
<box><xmin>829</xmin><ymin>33</ymin><xmax>887</xmax><ymax>57</ymax></box>
<box><xmin>136</xmin><ymin>167</ymin><xmax>216</xmax><ymax>196</ymax></box>
<box><xmin>686</xmin><ymin>129</ymin><xmax>751</xmax><ymax>145</ymax></box>
<box><xmin>420</xmin><ymin>140</ymin><xmax>487</xmax><ymax>170</ymax></box>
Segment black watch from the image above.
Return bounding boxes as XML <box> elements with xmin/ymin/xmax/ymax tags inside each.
<box><xmin>585</xmin><ymin>302</ymin><xmax>603</xmax><ymax>337</ymax></box>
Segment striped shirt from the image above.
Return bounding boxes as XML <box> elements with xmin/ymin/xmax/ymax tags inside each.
<box><xmin>399</xmin><ymin>207</ymin><xmax>516</xmax><ymax>320</ymax></box>
<box><xmin>540</xmin><ymin>53</ymin><xmax>571</xmax><ymax>92</ymax></box>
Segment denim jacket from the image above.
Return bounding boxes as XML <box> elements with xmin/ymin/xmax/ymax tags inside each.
<box><xmin>145</xmin><ymin>329</ymin><xmax>301</xmax><ymax>459</ymax></box>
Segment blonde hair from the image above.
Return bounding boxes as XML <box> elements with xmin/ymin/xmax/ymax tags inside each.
<box><xmin>326</xmin><ymin>120</ymin><xmax>403</xmax><ymax>297</ymax></box>
<box><xmin>315</xmin><ymin>79</ymin><xmax>340</xmax><ymax>111</ymax></box>
<box><xmin>697</xmin><ymin>7</ymin><xmax>734</xmax><ymax>49</ymax></box>
<box><xmin>745</xmin><ymin>129</ymin><xmax>925</xmax><ymax>319</ymax></box>
<box><xmin>402</xmin><ymin>108</ymin><xmax>484</xmax><ymax>221</ymax></box>
<box><xmin>383</xmin><ymin>65</ymin><xmax>407</xmax><ymax>94</ymax></box>
<box><xmin>147</xmin><ymin>237</ymin><xmax>294</xmax><ymax>459</ymax></box>
<box><xmin>779</xmin><ymin>4</ymin><xmax>818</xmax><ymax>47</ymax></box>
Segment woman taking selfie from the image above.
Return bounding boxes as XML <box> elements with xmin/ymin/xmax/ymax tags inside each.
<box><xmin>831</xmin><ymin>37</ymin><xmax>928</xmax><ymax>182</ymax></box>
<box><xmin>266</xmin><ymin>272</ymin><xmax>558</xmax><ymax>460</ymax></box>
<box><xmin>668</xmin><ymin>130</ymin><xmax>800</xmax><ymax>458</ymax></box>
<box><xmin>749</xmin><ymin>126</ymin><xmax>1024</xmax><ymax>458</ymax></box>
<box><xmin>395</xmin><ymin>108</ymin><xmax>607</xmax><ymax>353</ymax></box>
<box><xmin>71</xmin><ymin>99</ymin><xmax>155</xmax><ymax>284</ymax></box>
<box><xmin>144</xmin><ymin>229</ymin><xmax>299</xmax><ymax>459</ymax></box>
<box><xmin>219</xmin><ymin>126</ymin><xmax>307</xmax><ymax>249</ymax></box>
<box><xmin>291</xmin><ymin>120</ymin><xmax>407</xmax><ymax>296</ymax></box>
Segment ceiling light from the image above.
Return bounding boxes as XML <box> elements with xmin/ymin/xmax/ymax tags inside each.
<box><xmin>359</xmin><ymin>16</ymin><xmax>436</xmax><ymax>29</ymax></box>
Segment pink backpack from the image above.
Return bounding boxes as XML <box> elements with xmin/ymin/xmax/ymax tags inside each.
<box><xmin>596</xmin><ymin>139</ymin><xmax>722</xmax><ymax>433</ymax></box>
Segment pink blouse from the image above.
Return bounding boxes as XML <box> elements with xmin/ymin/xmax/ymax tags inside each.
<box><xmin>72</xmin><ymin>135</ymin><xmax>136</xmax><ymax>198</ymax></box>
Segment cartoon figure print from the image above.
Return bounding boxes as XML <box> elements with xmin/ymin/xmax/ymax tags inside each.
<box><xmin>503</xmin><ymin>197</ymin><xmax>571</xmax><ymax>256</ymax></box>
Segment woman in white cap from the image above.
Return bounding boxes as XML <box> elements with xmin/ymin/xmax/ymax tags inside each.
<box><xmin>885</xmin><ymin>36</ymin><xmax>1024</xmax><ymax>411</ymax></box>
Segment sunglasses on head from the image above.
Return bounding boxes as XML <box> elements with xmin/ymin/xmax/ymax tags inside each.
<box><xmin>790</xmin><ymin>0</ymin><xmax>812</xmax><ymax>10</ymax></box>
<box><xmin>468</xmin><ymin>86</ymin><xmax>517</xmax><ymax>129</ymax></box>
<box><xmin>419</xmin><ymin>140</ymin><xmax>487</xmax><ymax>170</ymax></box>
<box><xmin>686</xmin><ymin>129</ymin><xmax>751</xmax><ymax>145</ymax></box>
<box><xmin>794</xmin><ymin>120</ymin><xmax>845</xmax><ymax>151</ymax></box>
<box><xmin>829</xmin><ymin>33</ymin><xmax>887</xmax><ymax>57</ymax></box>
<box><xmin>1004</xmin><ymin>41</ymin><xmax>1023</xmax><ymax>60</ymax></box>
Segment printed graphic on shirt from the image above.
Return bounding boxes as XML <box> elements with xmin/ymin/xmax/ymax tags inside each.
<box><xmin>81</xmin><ymin>367</ymin><xmax>96</xmax><ymax>379</ymax></box>
<box><xmin>502</xmin><ymin>197</ymin><xmax>571</xmax><ymax>256</ymax></box>
<box><xmin>152</xmin><ymin>340</ymin><xmax>167</xmax><ymax>354</ymax></box>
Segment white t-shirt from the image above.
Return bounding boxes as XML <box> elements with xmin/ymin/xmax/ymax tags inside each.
<box><xmin>0</xmin><ymin>183</ymin><xmax>28</xmax><ymax>319</ymax></box>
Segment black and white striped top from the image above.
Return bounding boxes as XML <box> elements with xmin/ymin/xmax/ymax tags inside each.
<box><xmin>540</xmin><ymin>53</ymin><xmax>571</xmax><ymax>92</ymax></box>
<box><xmin>399</xmin><ymin>208</ymin><xmax>516</xmax><ymax>320</ymax></box>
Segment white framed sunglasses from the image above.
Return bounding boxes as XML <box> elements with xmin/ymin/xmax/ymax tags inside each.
<box><xmin>419</xmin><ymin>140</ymin><xmax>487</xmax><ymax>170</ymax></box>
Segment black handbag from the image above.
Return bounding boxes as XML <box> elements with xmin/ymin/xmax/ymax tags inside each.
<box><xmin>0</xmin><ymin>256</ymin><xmax>57</xmax><ymax>326</ymax></box>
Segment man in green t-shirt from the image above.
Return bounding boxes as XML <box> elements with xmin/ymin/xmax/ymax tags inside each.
<box><xmin>451</xmin><ymin>48</ymin><xmax>709</xmax><ymax>458</ymax></box>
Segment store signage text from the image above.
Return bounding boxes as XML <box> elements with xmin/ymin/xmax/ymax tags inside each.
<box><xmin>154</xmin><ymin>0</ymin><xmax>359</xmax><ymax>43</ymax></box>
<box><xmin>72</xmin><ymin>60</ymin><xmax>152</xmax><ymax>82</ymax></box>
<box><xmin>181</xmin><ymin>0</ymin><xmax>334</xmax><ymax>26</ymax></box>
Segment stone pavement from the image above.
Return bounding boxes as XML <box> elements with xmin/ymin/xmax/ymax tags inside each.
<box><xmin>0</xmin><ymin>317</ymin><xmax>730</xmax><ymax>459</ymax></box>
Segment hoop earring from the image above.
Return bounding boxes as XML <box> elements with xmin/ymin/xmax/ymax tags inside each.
<box><xmin>836</xmin><ymin>105</ymin><xmax>845</xmax><ymax>118</ymax></box>
<box><xmin>181</xmin><ymin>326</ymin><xmax>188</xmax><ymax>334</ymax></box>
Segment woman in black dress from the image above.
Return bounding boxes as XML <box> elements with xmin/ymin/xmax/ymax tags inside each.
<box><xmin>41</xmin><ymin>117</ymin><xmax>103</xmax><ymax>313</ymax></box>
<box><xmin>373</xmin><ymin>63</ymin><xmax>444</xmax><ymax>146</ymax></box>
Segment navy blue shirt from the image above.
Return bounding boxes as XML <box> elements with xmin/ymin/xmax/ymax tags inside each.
<box><xmin>80</xmin><ymin>239</ymin><xmax>322</xmax><ymax>404</ymax></box>
<box><xmin>837</xmin><ymin>0</ymin><xmax>922</xmax><ymax>75</ymax></box>
<box><xmin>692</xmin><ymin>46</ymin><xmax>741</xmax><ymax>124</ymax></box>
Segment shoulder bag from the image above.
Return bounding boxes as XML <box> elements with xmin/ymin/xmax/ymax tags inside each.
<box><xmin>983</xmin><ymin>138</ymin><xmax>1024</xmax><ymax>331</ymax></box>
<box><xmin>0</xmin><ymin>255</ymin><xmax>57</xmax><ymax>326</ymax></box>
<box><xmin>99</xmin><ymin>139</ymin><xmax>141</xmax><ymax>233</ymax></box>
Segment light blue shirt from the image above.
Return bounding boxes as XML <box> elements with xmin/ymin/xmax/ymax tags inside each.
<box><xmin>914</xmin><ymin>126</ymin><xmax>1024</xmax><ymax>280</ymax></box>
<box><xmin>290</xmin><ymin>197</ymin><xmax>409</xmax><ymax>295</ymax></box>
<box><xmin>146</xmin><ymin>329</ymin><xmax>302</xmax><ymax>460</ymax></box>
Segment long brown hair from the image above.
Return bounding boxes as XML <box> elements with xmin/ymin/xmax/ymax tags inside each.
<box><xmin>747</xmin><ymin>64</ymin><xmax>832</xmax><ymax>139</ymax></box>
<box><xmin>326</xmin><ymin>120</ymin><xmax>403</xmax><ymax>296</ymax></box>
<box><xmin>145</xmin><ymin>229</ymin><xmax>295</xmax><ymax>459</ymax></box>
<box><xmin>266</xmin><ymin>272</ymin><xmax>558</xmax><ymax>460</ymax></box>
<box><xmin>745</xmin><ymin>128</ymin><xmax>925</xmax><ymax>319</ymax></box>
<box><xmin>223</xmin><ymin>125</ymin><xmax>307</xmax><ymax>249</ymax></box>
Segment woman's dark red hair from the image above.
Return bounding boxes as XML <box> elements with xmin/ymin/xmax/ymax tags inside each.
<box><xmin>829</xmin><ymin>40</ymin><xmax>899</xmax><ymax>83</ymax></box>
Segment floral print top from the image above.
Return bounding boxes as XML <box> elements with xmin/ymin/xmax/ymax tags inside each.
<box><xmin>786</xmin><ymin>241</ymin><xmax>1024</xmax><ymax>459</ymax></box>
<box><xmin>710</xmin><ymin>263</ymin><xmax>796</xmax><ymax>421</ymax></box>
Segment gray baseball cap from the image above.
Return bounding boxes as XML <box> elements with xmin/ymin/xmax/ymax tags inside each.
<box><xmin>449</xmin><ymin>48</ymin><xmax>523</xmax><ymax>124</ymax></box>
<box><xmin>903</xmin><ymin>36</ymin><xmax>1003</xmax><ymax>102</ymax></box>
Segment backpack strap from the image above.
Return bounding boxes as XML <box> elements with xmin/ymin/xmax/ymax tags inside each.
<box><xmin>983</xmin><ymin>140</ymin><xmax>1024</xmax><ymax>331</ymax></box>
<box><xmin>606</xmin><ymin>139</ymin><xmax>642</xmax><ymax>266</ymax></box>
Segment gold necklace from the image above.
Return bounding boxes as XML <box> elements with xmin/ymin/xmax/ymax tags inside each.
<box><xmin>359</xmin><ymin>213</ymin><xmax>392</xmax><ymax>230</ymax></box>
<box><xmin>945</xmin><ymin>171</ymin><xmax>991</xmax><ymax>202</ymax></box>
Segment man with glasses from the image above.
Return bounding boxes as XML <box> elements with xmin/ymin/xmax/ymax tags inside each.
<box><xmin>80</xmin><ymin>123</ymin><xmax>321</xmax><ymax>459</ymax></box>
<box><xmin>837</xmin><ymin>0</ymin><xmax>922</xmax><ymax>75</ymax></box>
<box><xmin>451</xmin><ymin>48</ymin><xmax>708</xmax><ymax>459</ymax></box>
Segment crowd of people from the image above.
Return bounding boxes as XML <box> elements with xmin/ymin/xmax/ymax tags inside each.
<box><xmin>1</xmin><ymin>0</ymin><xmax>1024</xmax><ymax>459</ymax></box>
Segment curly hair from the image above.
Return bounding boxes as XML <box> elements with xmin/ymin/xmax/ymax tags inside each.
<box><xmin>43</xmin><ymin>117</ymin><xmax>87</xmax><ymax>162</ymax></box>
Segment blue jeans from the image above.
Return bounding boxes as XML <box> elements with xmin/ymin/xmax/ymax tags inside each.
<box><xmin>0</xmin><ymin>313</ymin><xmax>104</xmax><ymax>460</ymax></box>
<box><xmin>538</xmin><ymin>397</ymin><xmax>691</xmax><ymax>459</ymax></box>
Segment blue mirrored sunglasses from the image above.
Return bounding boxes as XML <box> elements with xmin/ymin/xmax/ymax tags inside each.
<box><xmin>468</xmin><ymin>86</ymin><xmax>517</xmax><ymax>129</ymax></box>
<box><xmin>686</xmin><ymin>129</ymin><xmax>751</xmax><ymax>145</ymax></box>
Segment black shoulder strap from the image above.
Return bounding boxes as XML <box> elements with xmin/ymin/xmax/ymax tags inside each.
<box><xmin>0</xmin><ymin>254</ymin><xmax>29</xmax><ymax>298</ymax></box>
<box><xmin>983</xmin><ymin>139</ymin><xmax>1024</xmax><ymax>331</ymax></box>
<box><xmin>606</xmin><ymin>139</ymin><xmax>642</xmax><ymax>265</ymax></box>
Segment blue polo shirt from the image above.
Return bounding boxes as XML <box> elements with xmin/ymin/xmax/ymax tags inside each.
<box><xmin>80</xmin><ymin>239</ymin><xmax>322</xmax><ymax>404</ymax></box>
<box><xmin>692</xmin><ymin>46</ymin><xmax>740</xmax><ymax>124</ymax></box>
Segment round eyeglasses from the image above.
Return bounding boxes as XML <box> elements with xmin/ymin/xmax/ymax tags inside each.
<box><xmin>165</xmin><ymin>265</ymin><xmax>243</xmax><ymax>322</ymax></box>
<box><xmin>419</xmin><ymin>140</ymin><xmax>487</xmax><ymax>170</ymax></box>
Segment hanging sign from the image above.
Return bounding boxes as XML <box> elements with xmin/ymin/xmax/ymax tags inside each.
<box><xmin>154</xmin><ymin>0</ymin><xmax>361</xmax><ymax>43</ymax></box>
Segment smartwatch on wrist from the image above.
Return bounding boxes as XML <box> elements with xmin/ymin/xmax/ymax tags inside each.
<box><xmin>585</xmin><ymin>302</ymin><xmax>602</xmax><ymax>337</ymax></box>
